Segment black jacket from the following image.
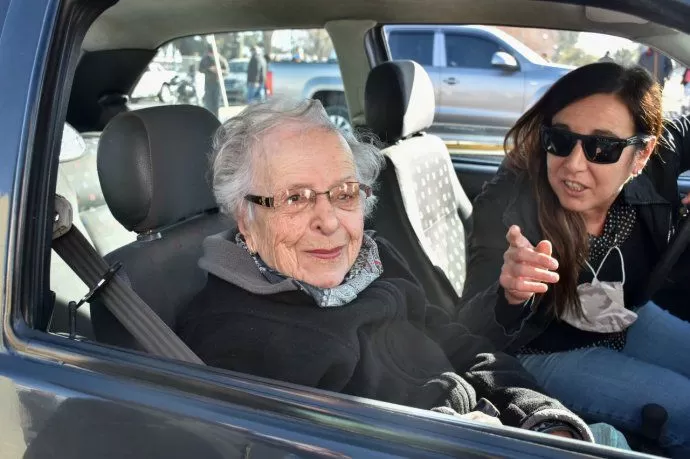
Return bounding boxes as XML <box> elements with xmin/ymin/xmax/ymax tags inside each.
<box><xmin>459</xmin><ymin>116</ymin><xmax>690</xmax><ymax>353</ymax></box>
<box><xmin>247</xmin><ymin>54</ymin><xmax>267</xmax><ymax>84</ymax></box>
<box><xmin>176</xmin><ymin>230</ymin><xmax>593</xmax><ymax>439</ymax></box>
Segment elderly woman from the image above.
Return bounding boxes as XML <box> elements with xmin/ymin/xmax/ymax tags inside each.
<box><xmin>175</xmin><ymin>98</ymin><xmax>599</xmax><ymax>442</ymax></box>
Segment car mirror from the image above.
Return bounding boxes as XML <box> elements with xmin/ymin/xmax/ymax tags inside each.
<box><xmin>59</xmin><ymin>123</ymin><xmax>86</xmax><ymax>162</ymax></box>
<box><xmin>491</xmin><ymin>51</ymin><xmax>519</xmax><ymax>70</ymax></box>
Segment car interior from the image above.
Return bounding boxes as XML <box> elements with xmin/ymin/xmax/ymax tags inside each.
<box><xmin>18</xmin><ymin>0</ymin><xmax>690</xmax><ymax>456</ymax></box>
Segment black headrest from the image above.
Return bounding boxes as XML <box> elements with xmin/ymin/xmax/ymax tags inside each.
<box><xmin>97</xmin><ymin>105</ymin><xmax>221</xmax><ymax>233</ymax></box>
<box><xmin>365</xmin><ymin>60</ymin><xmax>435</xmax><ymax>144</ymax></box>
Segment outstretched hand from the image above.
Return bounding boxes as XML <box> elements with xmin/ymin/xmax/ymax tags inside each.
<box><xmin>500</xmin><ymin>225</ymin><xmax>560</xmax><ymax>305</ymax></box>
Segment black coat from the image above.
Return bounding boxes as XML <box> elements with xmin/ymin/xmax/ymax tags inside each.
<box><xmin>176</xmin><ymin>231</ymin><xmax>592</xmax><ymax>438</ymax></box>
<box><xmin>459</xmin><ymin>116</ymin><xmax>690</xmax><ymax>353</ymax></box>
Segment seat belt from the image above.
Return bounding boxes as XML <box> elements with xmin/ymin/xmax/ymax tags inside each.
<box><xmin>51</xmin><ymin>194</ymin><xmax>204</xmax><ymax>365</ymax></box>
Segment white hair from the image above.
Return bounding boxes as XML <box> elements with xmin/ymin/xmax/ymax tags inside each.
<box><xmin>210</xmin><ymin>97</ymin><xmax>385</xmax><ymax>221</ymax></box>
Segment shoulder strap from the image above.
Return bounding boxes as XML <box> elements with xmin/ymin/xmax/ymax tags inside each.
<box><xmin>52</xmin><ymin>196</ymin><xmax>204</xmax><ymax>364</ymax></box>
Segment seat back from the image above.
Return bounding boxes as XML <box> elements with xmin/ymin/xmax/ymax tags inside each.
<box><xmin>92</xmin><ymin>105</ymin><xmax>231</xmax><ymax>349</ymax></box>
<box><xmin>365</xmin><ymin>61</ymin><xmax>472</xmax><ymax>312</ymax></box>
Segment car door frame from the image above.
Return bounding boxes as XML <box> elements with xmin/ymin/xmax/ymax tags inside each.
<box><xmin>1</xmin><ymin>0</ymin><xmax>677</xmax><ymax>457</ymax></box>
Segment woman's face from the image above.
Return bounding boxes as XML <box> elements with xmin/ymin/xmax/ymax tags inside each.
<box><xmin>239</xmin><ymin>124</ymin><xmax>365</xmax><ymax>289</ymax></box>
<box><xmin>546</xmin><ymin>93</ymin><xmax>654</xmax><ymax>224</ymax></box>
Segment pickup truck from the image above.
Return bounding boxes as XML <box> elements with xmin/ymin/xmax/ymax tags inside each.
<box><xmin>249</xmin><ymin>25</ymin><xmax>572</xmax><ymax>135</ymax></box>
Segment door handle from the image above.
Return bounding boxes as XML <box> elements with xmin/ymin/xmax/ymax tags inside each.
<box><xmin>444</xmin><ymin>77</ymin><xmax>457</xmax><ymax>85</ymax></box>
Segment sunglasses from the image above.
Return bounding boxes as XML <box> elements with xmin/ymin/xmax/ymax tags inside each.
<box><xmin>540</xmin><ymin>125</ymin><xmax>653</xmax><ymax>164</ymax></box>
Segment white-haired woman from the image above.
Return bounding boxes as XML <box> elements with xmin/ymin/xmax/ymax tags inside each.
<box><xmin>176</xmin><ymin>98</ymin><xmax>603</xmax><ymax>442</ymax></box>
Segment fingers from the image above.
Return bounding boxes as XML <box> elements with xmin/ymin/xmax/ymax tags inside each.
<box><xmin>505</xmin><ymin>246</ymin><xmax>559</xmax><ymax>271</ymax></box>
<box><xmin>506</xmin><ymin>225</ymin><xmax>533</xmax><ymax>249</ymax></box>
<box><xmin>502</xmin><ymin>227</ymin><xmax>559</xmax><ymax>305</ymax></box>
<box><xmin>459</xmin><ymin>411</ymin><xmax>503</xmax><ymax>426</ymax></box>
<box><xmin>535</xmin><ymin>239</ymin><xmax>552</xmax><ymax>257</ymax></box>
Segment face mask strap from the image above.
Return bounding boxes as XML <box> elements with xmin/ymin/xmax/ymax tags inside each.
<box><xmin>590</xmin><ymin>245</ymin><xmax>625</xmax><ymax>285</ymax></box>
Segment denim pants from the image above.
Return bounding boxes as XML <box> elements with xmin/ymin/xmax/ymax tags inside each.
<box><xmin>246</xmin><ymin>83</ymin><xmax>263</xmax><ymax>103</ymax></box>
<box><xmin>518</xmin><ymin>302</ymin><xmax>690</xmax><ymax>457</ymax></box>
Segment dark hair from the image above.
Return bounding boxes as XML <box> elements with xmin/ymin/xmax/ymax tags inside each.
<box><xmin>504</xmin><ymin>62</ymin><xmax>663</xmax><ymax>319</ymax></box>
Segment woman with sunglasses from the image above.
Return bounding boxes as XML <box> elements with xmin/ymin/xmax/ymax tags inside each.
<box><xmin>458</xmin><ymin>62</ymin><xmax>690</xmax><ymax>456</ymax></box>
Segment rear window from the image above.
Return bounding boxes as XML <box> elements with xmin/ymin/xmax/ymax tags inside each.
<box><xmin>387</xmin><ymin>31</ymin><xmax>434</xmax><ymax>66</ymax></box>
<box><xmin>229</xmin><ymin>61</ymin><xmax>249</xmax><ymax>73</ymax></box>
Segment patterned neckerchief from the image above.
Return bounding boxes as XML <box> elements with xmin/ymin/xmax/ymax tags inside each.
<box><xmin>235</xmin><ymin>231</ymin><xmax>384</xmax><ymax>308</ymax></box>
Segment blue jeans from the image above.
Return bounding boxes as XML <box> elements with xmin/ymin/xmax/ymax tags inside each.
<box><xmin>518</xmin><ymin>302</ymin><xmax>690</xmax><ymax>457</ymax></box>
<box><xmin>246</xmin><ymin>83</ymin><xmax>263</xmax><ymax>104</ymax></box>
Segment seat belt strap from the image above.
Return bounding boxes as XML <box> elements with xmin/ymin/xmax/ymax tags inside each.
<box><xmin>52</xmin><ymin>195</ymin><xmax>204</xmax><ymax>364</ymax></box>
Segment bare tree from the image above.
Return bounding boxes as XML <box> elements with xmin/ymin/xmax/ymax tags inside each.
<box><xmin>298</xmin><ymin>29</ymin><xmax>334</xmax><ymax>60</ymax></box>
<box><xmin>262</xmin><ymin>30</ymin><xmax>274</xmax><ymax>57</ymax></box>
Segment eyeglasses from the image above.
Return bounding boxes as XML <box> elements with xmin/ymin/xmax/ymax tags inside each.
<box><xmin>540</xmin><ymin>125</ymin><xmax>653</xmax><ymax>165</ymax></box>
<box><xmin>245</xmin><ymin>181</ymin><xmax>372</xmax><ymax>214</ymax></box>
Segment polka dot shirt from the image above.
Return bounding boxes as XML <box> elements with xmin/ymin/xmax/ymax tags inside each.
<box><xmin>519</xmin><ymin>200</ymin><xmax>637</xmax><ymax>355</ymax></box>
<box><xmin>588</xmin><ymin>201</ymin><xmax>637</xmax><ymax>268</ymax></box>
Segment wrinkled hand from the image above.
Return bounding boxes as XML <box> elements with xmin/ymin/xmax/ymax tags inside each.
<box><xmin>458</xmin><ymin>411</ymin><xmax>503</xmax><ymax>426</ymax></box>
<box><xmin>500</xmin><ymin>225</ymin><xmax>560</xmax><ymax>305</ymax></box>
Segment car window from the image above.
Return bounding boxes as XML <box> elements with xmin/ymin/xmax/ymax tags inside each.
<box><xmin>143</xmin><ymin>30</ymin><xmax>348</xmax><ymax>131</ymax></box>
<box><xmin>387</xmin><ymin>31</ymin><xmax>434</xmax><ymax>66</ymax></box>
<box><xmin>445</xmin><ymin>34</ymin><xmax>500</xmax><ymax>69</ymax></box>
<box><xmin>382</xmin><ymin>25</ymin><xmax>684</xmax><ymax>161</ymax></box>
<box><xmin>228</xmin><ymin>60</ymin><xmax>249</xmax><ymax>73</ymax></box>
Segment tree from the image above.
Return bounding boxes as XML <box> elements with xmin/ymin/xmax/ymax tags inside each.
<box><xmin>298</xmin><ymin>29</ymin><xmax>334</xmax><ymax>61</ymax></box>
<box><xmin>262</xmin><ymin>31</ymin><xmax>274</xmax><ymax>57</ymax></box>
<box><xmin>612</xmin><ymin>48</ymin><xmax>640</xmax><ymax>67</ymax></box>
<box><xmin>551</xmin><ymin>31</ymin><xmax>597</xmax><ymax>67</ymax></box>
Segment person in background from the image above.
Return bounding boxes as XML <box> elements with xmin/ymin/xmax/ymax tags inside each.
<box><xmin>599</xmin><ymin>51</ymin><xmax>614</xmax><ymax>63</ymax></box>
<box><xmin>199</xmin><ymin>45</ymin><xmax>228</xmax><ymax>117</ymax></box>
<box><xmin>637</xmin><ymin>47</ymin><xmax>673</xmax><ymax>89</ymax></box>
<box><xmin>262</xmin><ymin>53</ymin><xmax>271</xmax><ymax>99</ymax></box>
<box><xmin>246</xmin><ymin>46</ymin><xmax>267</xmax><ymax>104</ymax></box>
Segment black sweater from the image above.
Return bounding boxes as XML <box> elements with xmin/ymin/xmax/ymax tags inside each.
<box><xmin>176</xmin><ymin>231</ymin><xmax>592</xmax><ymax>438</ymax></box>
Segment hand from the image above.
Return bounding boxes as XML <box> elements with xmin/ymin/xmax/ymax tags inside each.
<box><xmin>458</xmin><ymin>411</ymin><xmax>503</xmax><ymax>427</ymax></box>
<box><xmin>500</xmin><ymin>225</ymin><xmax>560</xmax><ymax>305</ymax></box>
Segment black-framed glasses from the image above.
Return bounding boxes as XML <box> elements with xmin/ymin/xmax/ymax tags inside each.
<box><xmin>245</xmin><ymin>181</ymin><xmax>372</xmax><ymax>214</ymax></box>
<box><xmin>540</xmin><ymin>125</ymin><xmax>653</xmax><ymax>165</ymax></box>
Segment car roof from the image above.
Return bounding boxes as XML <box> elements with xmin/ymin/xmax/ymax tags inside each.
<box><xmin>84</xmin><ymin>0</ymin><xmax>689</xmax><ymax>61</ymax></box>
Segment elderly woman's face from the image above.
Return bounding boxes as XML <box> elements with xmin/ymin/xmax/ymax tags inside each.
<box><xmin>240</xmin><ymin>125</ymin><xmax>364</xmax><ymax>288</ymax></box>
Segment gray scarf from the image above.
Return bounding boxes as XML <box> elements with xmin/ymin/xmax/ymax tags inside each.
<box><xmin>235</xmin><ymin>231</ymin><xmax>383</xmax><ymax>308</ymax></box>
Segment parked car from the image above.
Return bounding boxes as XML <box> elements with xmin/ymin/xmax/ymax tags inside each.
<box><xmin>223</xmin><ymin>58</ymin><xmax>250</xmax><ymax>103</ymax></box>
<box><xmin>2</xmin><ymin>0</ymin><xmax>689</xmax><ymax>457</ymax></box>
<box><xmin>130</xmin><ymin>62</ymin><xmax>179</xmax><ymax>103</ymax></box>
<box><xmin>262</xmin><ymin>25</ymin><xmax>572</xmax><ymax>135</ymax></box>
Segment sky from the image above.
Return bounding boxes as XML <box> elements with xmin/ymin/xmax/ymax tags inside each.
<box><xmin>576</xmin><ymin>32</ymin><xmax>639</xmax><ymax>55</ymax></box>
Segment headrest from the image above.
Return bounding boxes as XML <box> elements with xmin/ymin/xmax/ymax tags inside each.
<box><xmin>365</xmin><ymin>60</ymin><xmax>435</xmax><ymax>144</ymax></box>
<box><xmin>97</xmin><ymin>105</ymin><xmax>221</xmax><ymax>233</ymax></box>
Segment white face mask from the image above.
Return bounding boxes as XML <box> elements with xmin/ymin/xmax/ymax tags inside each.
<box><xmin>561</xmin><ymin>246</ymin><xmax>638</xmax><ymax>333</ymax></box>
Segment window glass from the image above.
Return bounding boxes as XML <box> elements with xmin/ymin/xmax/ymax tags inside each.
<box><xmin>445</xmin><ymin>34</ymin><xmax>500</xmax><ymax>69</ymax></box>
<box><xmin>387</xmin><ymin>31</ymin><xmax>434</xmax><ymax>66</ymax></box>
